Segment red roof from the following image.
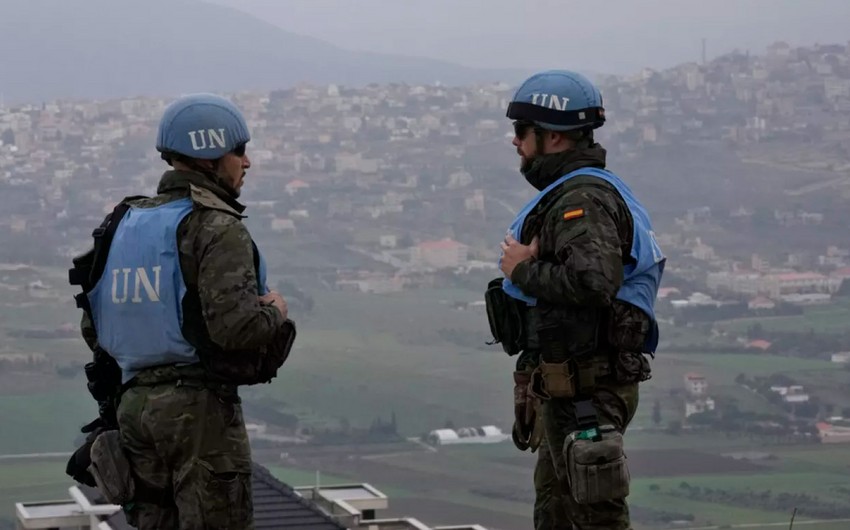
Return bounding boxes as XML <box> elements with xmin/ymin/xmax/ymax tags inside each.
<box><xmin>831</xmin><ymin>267</ymin><xmax>850</xmax><ymax>278</ymax></box>
<box><xmin>419</xmin><ymin>239</ymin><xmax>465</xmax><ymax>250</ymax></box>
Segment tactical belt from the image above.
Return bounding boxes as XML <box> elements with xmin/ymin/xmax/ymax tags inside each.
<box><xmin>575</xmin><ymin>356</ymin><xmax>614</xmax><ymax>392</ymax></box>
<box><xmin>123</xmin><ymin>374</ymin><xmax>236</xmax><ymax>394</ymax></box>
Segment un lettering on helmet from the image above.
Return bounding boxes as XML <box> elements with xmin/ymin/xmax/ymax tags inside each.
<box><xmin>530</xmin><ymin>93</ymin><xmax>570</xmax><ymax>111</ymax></box>
<box><xmin>156</xmin><ymin>94</ymin><xmax>251</xmax><ymax>160</ymax></box>
<box><xmin>188</xmin><ymin>128</ymin><xmax>228</xmax><ymax>152</ymax></box>
<box><xmin>506</xmin><ymin>70</ymin><xmax>606</xmax><ymax>132</ymax></box>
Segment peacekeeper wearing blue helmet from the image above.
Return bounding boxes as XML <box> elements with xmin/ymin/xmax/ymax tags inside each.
<box><xmin>66</xmin><ymin>94</ymin><xmax>296</xmax><ymax>529</ymax></box>
<box><xmin>485</xmin><ymin>70</ymin><xmax>665</xmax><ymax>529</ymax></box>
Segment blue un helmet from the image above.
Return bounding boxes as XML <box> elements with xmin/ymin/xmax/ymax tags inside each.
<box><xmin>156</xmin><ymin>93</ymin><xmax>251</xmax><ymax>160</ymax></box>
<box><xmin>506</xmin><ymin>70</ymin><xmax>605</xmax><ymax>132</ymax></box>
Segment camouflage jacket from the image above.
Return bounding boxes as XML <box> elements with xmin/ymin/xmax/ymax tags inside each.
<box><xmin>511</xmin><ymin>144</ymin><xmax>652</xmax><ymax>373</ymax></box>
<box><xmin>81</xmin><ymin>170</ymin><xmax>286</xmax><ymax>383</ymax></box>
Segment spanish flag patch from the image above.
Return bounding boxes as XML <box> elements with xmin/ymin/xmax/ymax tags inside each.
<box><xmin>563</xmin><ymin>208</ymin><xmax>585</xmax><ymax>221</ymax></box>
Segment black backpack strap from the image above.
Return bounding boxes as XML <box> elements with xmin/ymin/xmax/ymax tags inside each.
<box><xmin>251</xmin><ymin>240</ymin><xmax>261</xmax><ymax>276</ymax></box>
<box><xmin>69</xmin><ymin>196</ymin><xmax>146</xmax><ymax>320</ymax></box>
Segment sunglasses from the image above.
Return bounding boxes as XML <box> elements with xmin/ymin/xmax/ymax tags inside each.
<box><xmin>513</xmin><ymin>120</ymin><xmax>536</xmax><ymax>139</ymax></box>
<box><xmin>232</xmin><ymin>143</ymin><xmax>247</xmax><ymax>157</ymax></box>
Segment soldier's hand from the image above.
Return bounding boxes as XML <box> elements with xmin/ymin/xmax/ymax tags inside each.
<box><xmin>500</xmin><ymin>235</ymin><xmax>539</xmax><ymax>278</ymax></box>
<box><xmin>260</xmin><ymin>290</ymin><xmax>288</xmax><ymax>320</ymax></box>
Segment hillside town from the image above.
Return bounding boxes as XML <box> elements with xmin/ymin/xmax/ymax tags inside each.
<box><xmin>0</xmin><ymin>45</ymin><xmax>849</xmax><ymax>289</ymax></box>
<box><xmin>1</xmin><ymin>42</ymin><xmax>848</xmax><ymax>312</ymax></box>
<box><xmin>1</xmin><ymin>42</ymin><xmax>849</xmax><ymax>315</ymax></box>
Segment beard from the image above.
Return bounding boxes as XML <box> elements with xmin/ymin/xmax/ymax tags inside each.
<box><xmin>519</xmin><ymin>149</ymin><xmax>536</xmax><ymax>175</ymax></box>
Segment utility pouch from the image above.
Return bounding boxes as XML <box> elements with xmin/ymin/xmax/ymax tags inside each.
<box><xmin>613</xmin><ymin>350</ymin><xmax>652</xmax><ymax>384</ymax></box>
<box><xmin>88</xmin><ymin>430</ymin><xmax>136</xmax><ymax>505</ymax></box>
<box><xmin>200</xmin><ymin>318</ymin><xmax>297</xmax><ymax>386</ymax></box>
<box><xmin>530</xmin><ymin>362</ymin><xmax>575</xmax><ymax>399</ymax></box>
<box><xmin>484</xmin><ymin>278</ymin><xmax>526</xmax><ymax>356</ymax></box>
<box><xmin>564</xmin><ymin>425</ymin><xmax>630</xmax><ymax>505</ymax></box>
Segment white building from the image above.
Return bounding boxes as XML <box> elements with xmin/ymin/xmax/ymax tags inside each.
<box><xmin>411</xmin><ymin>239</ymin><xmax>469</xmax><ymax>269</ymax></box>
<box><xmin>831</xmin><ymin>352</ymin><xmax>850</xmax><ymax>364</ymax></box>
<box><xmin>426</xmin><ymin>425</ymin><xmax>509</xmax><ymax>446</ymax></box>
<box><xmin>685</xmin><ymin>398</ymin><xmax>716</xmax><ymax>418</ymax></box>
<box><xmin>684</xmin><ymin>373</ymin><xmax>708</xmax><ymax>396</ymax></box>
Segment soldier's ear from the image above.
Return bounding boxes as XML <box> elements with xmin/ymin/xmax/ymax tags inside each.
<box><xmin>548</xmin><ymin>131</ymin><xmax>574</xmax><ymax>150</ymax></box>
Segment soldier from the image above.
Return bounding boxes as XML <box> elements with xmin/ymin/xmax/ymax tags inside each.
<box><xmin>65</xmin><ymin>93</ymin><xmax>296</xmax><ymax>529</ymax></box>
<box><xmin>489</xmin><ymin>70</ymin><xmax>665</xmax><ymax>529</ymax></box>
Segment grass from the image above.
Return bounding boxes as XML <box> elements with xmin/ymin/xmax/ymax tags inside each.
<box><xmin>264</xmin><ymin>465</ymin><xmax>353</xmax><ymax>488</ymax></box>
<box><xmin>246</xmin><ymin>290</ymin><xmax>516</xmax><ymax>436</ymax></box>
<box><xmin>633</xmin><ymin>472</ymin><xmax>850</xmax><ymax>498</ymax></box>
<box><xmin>631</xmin><ymin>490</ymin><xmax>800</xmax><ymax>525</ymax></box>
<box><xmin>2</xmin><ymin>288</ymin><xmax>850</xmax><ymax>528</ymax></box>
<box><xmin>714</xmin><ymin>297</ymin><xmax>850</xmax><ymax>335</ymax></box>
<box><xmin>771</xmin><ymin>444</ymin><xmax>850</xmax><ymax>469</ymax></box>
<box><xmin>664</xmin><ymin>353</ymin><xmax>836</xmax><ymax>380</ymax></box>
<box><xmin>630</xmin><ymin>472</ymin><xmax>850</xmax><ymax>527</ymax></box>
<box><xmin>0</xmin><ymin>385</ymin><xmax>97</xmax><ymax>454</ymax></box>
<box><xmin>0</xmin><ymin>460</ymin><xmax>71</xmax><ymax>521</ymax></box>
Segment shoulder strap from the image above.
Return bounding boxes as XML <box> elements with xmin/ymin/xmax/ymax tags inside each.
<box><xmin>69</xmin><ymin>196</ymin><xmax>146</xmax><ymax>318</ymax></box>
<box><xmin>251</xmin><ymin>240</ymin><xmax>260</xmax><ymax>275</ymax></box>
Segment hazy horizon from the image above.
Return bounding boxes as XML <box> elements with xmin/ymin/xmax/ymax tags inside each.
<box><xmin>208</xmin><ymin>0</ymin><xmax>850</xmax><ymax>75</ymax></box>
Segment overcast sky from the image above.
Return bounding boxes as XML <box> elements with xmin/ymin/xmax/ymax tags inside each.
<box><xmin>208</xmin><ymin>0</ymin><xmax>850</xmax><ymax>74</ymax></box>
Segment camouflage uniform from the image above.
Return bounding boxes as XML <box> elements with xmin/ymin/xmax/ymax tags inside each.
<box><xmin>511</xmin><ymin>143</ymin><xmax>652</xmax><ymax>530</ymax></box>
<box><xmin>81</xmin><ymin>169</ymin><xmax>285</xmax><ymax>529</ymax></box>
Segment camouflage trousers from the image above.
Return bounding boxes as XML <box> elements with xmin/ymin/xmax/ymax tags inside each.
<box><xmin>533</xmin><ymin>382</ymin><xmax>639</xmax><ymax>530</ymax></box>
<box><xmin>116</xmin><ymin>378</ymin><xmax>253</xmax><ymax>530</ymax></box>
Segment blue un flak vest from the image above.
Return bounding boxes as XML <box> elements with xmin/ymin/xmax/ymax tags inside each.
<box><xmin>88</xmin><ymin>197</ymin><xmax>270</xmax><ymax>383</ymax></box>
<box><xmin>500</xmin><ymin>167</ymin><xmax>666</xmax><ymax>352</ymax></box>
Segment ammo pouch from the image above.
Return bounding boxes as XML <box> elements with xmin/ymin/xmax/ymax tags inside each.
<box><xmin>88</xmin><ymin>430</ymin><xmax>173</xmax><ymax>506</ymax></box>
<box><xmin>530</xmin><ymin>362</ymin><xmax>575</xmax><ymax>399</ymax></box>
<box><xmin>484</xmin><ymin>278</ymin><xmax>525</xmax><ymax>356</ymax></box>
<box><xmin>88</xmin><ymin>430</ymin><xmax>135</xmax><ymax>505</ymax></box>
<box><xmin>200</xmin><ymin>319</ymin><xmax>297</xmax><ymax>385</ymax></box>
<box><xmin>565</xmin><ymin>425</ymin><xmax>630</xmax><ymax>505</ymax></box>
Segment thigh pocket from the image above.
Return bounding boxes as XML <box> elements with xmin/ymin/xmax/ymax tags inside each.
<box><xmin>193</xmin><ymin>458</ymin><xmax>252</xmax><ymax>529</ymax></box>
<box><xmin>564</xmin><ymin>426</ymin><xmax>630</xmax><ymax>505</ymax></box>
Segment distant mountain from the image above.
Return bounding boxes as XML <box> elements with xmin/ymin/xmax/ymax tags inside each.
<box><xmin>0</xmin><ymin>0</ymin><xmax>529</xmax><ymax>104</ymax></box>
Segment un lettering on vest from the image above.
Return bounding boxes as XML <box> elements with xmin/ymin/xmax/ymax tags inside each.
<box><xmin>111</xmin><ymin>267</ymin><xmax>161</xmax><ymax>304</ymax></box>
<box><xmin>188</xmin><ymin>128</ymin><xmax>227</xmax><ymax>151</ymax></box>
<box><xmin>647</xmin><ymin>230</ymin><xmax>664</xmax><ymax>264</ymax></box>
<box><xmin>530</xmin><ymin>93</ymin><xmax>570</xmax><ymax>111</ymax></box>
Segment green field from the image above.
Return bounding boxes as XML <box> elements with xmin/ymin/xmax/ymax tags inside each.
<box><xmin>2</xmin><ymin>287</ymin><xmax>850</xmax><ymax>529</ymax></box>
<box><xmin>0</xmin><ymin>385</ymin><xmax>95</xmax><ymax>454</ymax></box>
<box><xmin>714</xmin><ymin>297</ymin><xmax>850</xmax><ymax>335</ymax></box>
<box><xmin>0</xmin><ymin>460</ymin><xmax>71</xmax><ymax>528</ymax></box>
